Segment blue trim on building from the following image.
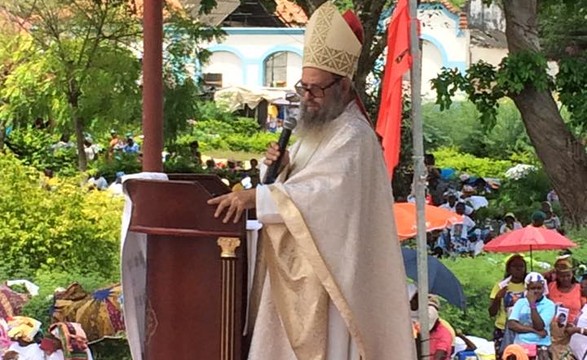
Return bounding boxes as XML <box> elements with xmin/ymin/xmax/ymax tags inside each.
<box><xmin>223</xmin><ymin>27</ymin><xmax>305</xmax><ymax>36</ymax></box>
<box><xmin>420</xmin><ymin>34</ymin><xmax>449</xmax><ymax>68</ymax></box>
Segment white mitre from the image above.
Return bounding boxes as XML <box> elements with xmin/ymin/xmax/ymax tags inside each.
<box><xmin>303</xmin><ymin>2</ymin><xmax>362</xmax><ymax>78</ymax></box>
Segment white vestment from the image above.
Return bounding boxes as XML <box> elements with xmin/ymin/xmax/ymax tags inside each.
<box><xmin>249</xmin><ymin>102</ymin><xmax>416</xmax><ymax>360</ymax></box>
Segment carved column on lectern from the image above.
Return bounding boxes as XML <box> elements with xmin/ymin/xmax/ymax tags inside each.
<box><xmin>217</xmin><ymin>237</ymin><xmax>241</xmax><ymax>360</ymax></box>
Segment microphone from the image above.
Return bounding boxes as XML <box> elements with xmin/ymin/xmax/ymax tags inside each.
<box><xmin>263</xmin><ymin>117</ymin><xmax>297</xmax><ymax>184</ymax></box>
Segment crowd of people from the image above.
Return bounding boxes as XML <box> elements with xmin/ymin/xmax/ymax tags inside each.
<box><xmin>409</xmin><ymin>254</ymin><xmax>587</xmax><ymax>360</ymax></box>
<box><xmin>488</xmin><ymin>254</ymin><xmax>587</xmax><ymax>360</ymax></box>
<box><xmin>415</xmin><ymin>154</ymin><xmax>564</xmax><ymax>259</ymax></box>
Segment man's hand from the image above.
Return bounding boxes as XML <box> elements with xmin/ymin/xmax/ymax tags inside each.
<box><xmin>207</xmin><ymin>189</ymin><xmax>256</xmax><ymax>223</ymax></box>
<box><xmin>535</xmin><ymin>329</ymin><xmax>548</xmax><ymax>338</ymax></box>
<box><xmin>264</xmin><ymin>142</ymin><xmax>290</xmax><ymax>169</ymax></box>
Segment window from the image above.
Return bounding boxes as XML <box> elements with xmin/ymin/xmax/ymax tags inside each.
<box><xmin>264</xmin><ymin>52</ymin><xmax>288</xmax><ymax>87</ymax></box>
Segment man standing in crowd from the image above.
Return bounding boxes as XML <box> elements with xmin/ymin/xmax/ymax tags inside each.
<box><xmin>208</xmin><ymin>2</ymin><xmax>415</xmax><ymax>358</ymax></box>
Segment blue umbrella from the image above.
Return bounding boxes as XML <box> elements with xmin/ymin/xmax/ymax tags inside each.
<box><xmin>401</xmin><ymin>248</ymin><xmax>467</xmax><ymax>310</ymax></box>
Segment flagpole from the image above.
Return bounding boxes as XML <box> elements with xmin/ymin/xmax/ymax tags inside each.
<box><xmin>408</xmin><ymin>0</ymin><xmax>429</xmax><ymax>358</ymax></box>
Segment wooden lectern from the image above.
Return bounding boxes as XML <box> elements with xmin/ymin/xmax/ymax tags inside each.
<box><xmin>125</xmin><ymin>175</ymin><xmax>248</xmax><ymax>360</ymax></box>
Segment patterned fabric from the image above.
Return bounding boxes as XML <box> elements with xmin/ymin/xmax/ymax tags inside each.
<box><xmin>49</xmin><ymin>322</ymin><xmax>88</xmax><ymax>360</ymax></box>
<box><xmin>52</xmin><ymin>283</ymin><xmax>125</xmax><ymax>342</ymax></box>
<box><xmin>302</xmin><ymin>2</ymin><xmax>361</xmax><ymax>78</ymax></box>
<box><xmin>0</xmin><ymin>284</ymin><xmax>29</xmax><ymax>319</ymax></box>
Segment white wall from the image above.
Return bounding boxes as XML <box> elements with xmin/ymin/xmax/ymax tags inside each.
<box><xmin>202</xmin><ymin>51</ymin><xmax>244</xmax><ymax>87</ymax></box>
<box><xmin>203</xmin><ymin>28</ymin><xmax>304</xmax><ymax>89</ymax></box>
<box><xmin>421</xmin><ymin>40</ymin><xmax>444</xmax><ymax>98</ymax></box>
<box><xmin>202</xmin><ymin>5</ymin><xmax>471</xmax><ymax>94</ymax></box>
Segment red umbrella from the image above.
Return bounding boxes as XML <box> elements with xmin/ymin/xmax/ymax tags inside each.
<box><xmin>484</xmin><ymin>226</ymin><xmax>577</xmax><ymax>253</ymax></box>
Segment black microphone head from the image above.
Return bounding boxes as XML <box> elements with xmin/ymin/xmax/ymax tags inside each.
<box><xmin>284</xmin><ymin>117</ymin><xmax>297</xmax><ymax>131</ymax></box>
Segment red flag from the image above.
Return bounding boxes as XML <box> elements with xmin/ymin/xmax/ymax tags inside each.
<box><xmin>376</xmin><ymin>0</ymin><xmax>412</xmax><ymax>178</ymax></box>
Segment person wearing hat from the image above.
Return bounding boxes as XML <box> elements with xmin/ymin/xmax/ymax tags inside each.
<box><xmin>530</xmin><ymin>211</ymin><xmax>547</xmax><ymax>227</ymax></box>
<box><xmin>489</xmin><ymin>254</ymin><xmax>528</xmax><ymax>357</ymax></box>
<box><xmin>123</xmin><ymin>134</ymin><xmax>140</xmax><ymax>154</ymax></box>
<box><xmin>500</xmin><ymin>213</ymin><xmax>523</xmax><ymax>234</ymax></box>
<box><xmin>507</xmin><ymin>272</ymin><xmax>556</xmax><ymax>351</ymax></box>
<box><xmin>546</xmin><ymin>257</ymin><xmax>585</xmax><ymax>360</ymax></box>
<box><xmin>207</xmin><ymin>2</ymin><xmax>415</xmax><ymax>359</ymax></box>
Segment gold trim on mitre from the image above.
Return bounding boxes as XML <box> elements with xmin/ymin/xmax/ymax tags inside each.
<box><xmin>303</xmin><ymin>2</ymin><xmax>362</xmax><ymax>78</ymax></box>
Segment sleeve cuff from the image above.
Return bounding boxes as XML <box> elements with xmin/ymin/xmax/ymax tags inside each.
<box><xmin>256</xmin><ymin>185</ymin><xmax>284</xmax><ymax>224</ymax></box>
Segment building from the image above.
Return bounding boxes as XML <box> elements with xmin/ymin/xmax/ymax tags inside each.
<box><xmin>201</xmin><ymin>0</ymin><xmax>472</xmax><ymax>100</ymax></box>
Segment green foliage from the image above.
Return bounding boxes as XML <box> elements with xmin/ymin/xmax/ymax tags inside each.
<box><xmin>5</xmin><ymin>128</ymin><xmax>79</xmax><ymax>176</ymax></box>
<box><xmin>89</xmin><ymin>153</ymin><xmax>142</xmax><ymax>183</ymax></box>
<box><xmin>432</xmin><ymin>147</ymin><xmax>513</xmax><ymax>178</ymax></box>
<box><xmin>538</xmin><ymin>0</ymin><xmax>587</xmax><ymax>60</ymax></box>
<box><xmin>423</xmin><ymin>100</ymin><xmax>533</xmax><ymax>159</ymax></box>
<box><xmin>488</xmin><ymin>168</ymin><xmax>552</xmax><ymax>224</ymax></box>
<box><xmin>440</xmin><ymin>256</ymin><xmax>504</xmax><ymax>339</ymax></box>
<box><xmin>556</xmin><ymin>57</ymin><xmax>587</xmax><ymax>133</ymax></box>
<box><xmin>0</xmin><ymin>153</ymin><xmax>123</xmax><ymax>279</ymax></box>
<box><xmin>180</xmin><ymin>110</ymin><xmax>280</xmax><ymax>153</ymax></box>
<box><xmin>432</xmin><ymin>52</ymin><xmax>554</xmax><ymax>129</ymax></box>
<box><xmin>161</xmin><ymin>7</ymin><xmax>224</xmax><ymax>146</ymax></box>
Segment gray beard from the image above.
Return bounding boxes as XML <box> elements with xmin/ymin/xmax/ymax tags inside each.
<box><xmin>296</xmin><ymin>85</ymin><xmax>348</xmax><ymax>136</ymax></box>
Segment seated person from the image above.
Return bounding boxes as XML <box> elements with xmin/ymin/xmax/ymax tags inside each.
<box><xmin>440</xmin><ymin>202</ymin><xmax>477</xmax><ymax>255</ymax></box>
<box><xmin>541</xmin><ymin>201</ymin><xmax>561</xmax><ymax>231</ymax></box>
<box><xmin>507</xmin><ymin>272</ymin><xmax>556</xmax><ymax>352</ymax></box>
<box><xmin>500</xmin><ymin>213</ymin><xmax>523</xmax><ymax>234</ymax></box>
<box><xmin>428</xmin><ymin>295</ymin><xmax>453</xmax><ymax>360</ymax></box>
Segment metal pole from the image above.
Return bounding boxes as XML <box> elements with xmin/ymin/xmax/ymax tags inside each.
<box><xmin>408</xmin><ymin>0</ymin><xmax>429</xmax><ymax>358</ymax></box>
<box><xmin>142</xmin><ymin>0</ymin><xmax>164</xmax><ymax>172</ymax></box>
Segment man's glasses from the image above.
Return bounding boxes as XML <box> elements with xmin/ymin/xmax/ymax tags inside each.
<box><xmin>294</xmin><ymin>77</ymin><xmax>342</xmax><ymax>98</ymax></box>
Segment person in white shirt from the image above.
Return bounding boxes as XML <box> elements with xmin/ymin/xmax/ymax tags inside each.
<box><xmin>445</xmin><ymin>202</ymin><xmax>477</xmax><ymax>254</ymax></box>
<box><xmin>439</xmin><ymin>192</ymin><xmax>473</xmax><ymax>215</ymax></box>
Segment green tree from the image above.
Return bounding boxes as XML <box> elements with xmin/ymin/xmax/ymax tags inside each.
<box><xmin>161</xmin><ymin>5</ymin><xmax>224</xmax><ymax>146</ymax></box>
<box><xmin>432</xmin><ymin>0</ymin><xmax>587</xmax><ymax>226</ymax></box>
<box><xmin>0</xmin><ymin>0</ymin><xmax>142</xmax><ymax>171</ymax></box>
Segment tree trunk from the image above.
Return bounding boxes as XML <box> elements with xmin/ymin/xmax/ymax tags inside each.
<box><xmin>68</xmin><ymin>88</ymin><xmax>87</xmax><ymax>171</ymax></box>
<box><xmin>0</xmin><ymin>124</ymin><xmax>5</xmax><ymax>151</ymax></box>
<box><xmin>504</xmin><ymin>0</ymin><xmax>587</xmax><ymax>226</ymax></box>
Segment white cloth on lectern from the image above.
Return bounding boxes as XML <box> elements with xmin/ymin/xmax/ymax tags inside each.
<box><xmin>120</xmin><ymin>172</ymin><xmax>169</xmax><ymax>360</ymax></box>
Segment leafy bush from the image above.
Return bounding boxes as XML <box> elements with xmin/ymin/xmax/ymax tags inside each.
<box><xmin>432</xmin><ymin>147</ymin><xmax>513</xmax><ymax>178</ymax></box>
<box><xmin>423</xmin><ymin>100</ymin><xmax>533</xmax><ymax>160</ymax></box>
<box><xmin>5</xmin><ymin>128</ymin><xmax>78</xmax><ymax>177</ymax></box>
<box><xmin>187</xmin><ymin>118</ymin><xmax>278</xmax><ymax>153</ymax></box>
<box><xmin>487</xmin><ymin>167</ymin><xmax>552</xmax><ymax>224</ymax></box>
<box><xmin>89</xmin><ymin>152</ymin><xmax>142</xmax><ymax>182</ymax></box>
<box><xmin>0</xmin><ymin>153</ymin><xmax>123</xmax><ymax>279</ymax></box>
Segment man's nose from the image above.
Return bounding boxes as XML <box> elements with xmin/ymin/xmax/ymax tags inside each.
<box><xmin>302</xmin><ymin>90</ymin><xmax>315</xmax><ymax>101</ymax></box>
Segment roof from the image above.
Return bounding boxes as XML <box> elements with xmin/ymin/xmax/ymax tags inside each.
<box><xmin>274</xmin><ymin>0</ymin><xmax>307</xmax><ymax>26</ymax></box>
